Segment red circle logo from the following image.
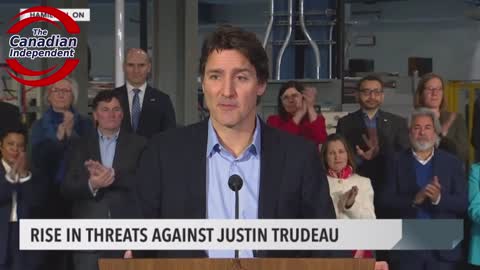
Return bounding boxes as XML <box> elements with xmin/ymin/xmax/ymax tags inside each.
<box><xmin>5</xmin><ymin>6</ymin><xmax>80</xmax><ymax>87</ymax></box>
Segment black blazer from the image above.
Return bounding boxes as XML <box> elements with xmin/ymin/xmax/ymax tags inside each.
<box><xmin>112</xmin><ymin>85</ymin><xmax>176</xmax><ymax>138</ymax></box>
<box><xmin>379</xmin><ymin>149</ymin><xmax>467</xmax><ymax>262</ymax></box>
<box><xmin>336</xmin><ymin>109</ymin><xmax>410</xmax><ymax>193</ymax></box>
<box><xmin>0</xmin><ymin>164</ymin><xmax>45</xmax><ymax>265</ymax></box>
<box><xmin>136</xmin><ymin>120</ymin><xmax>338</xmax><ymax>258</ymax></box>
<box><xmin>472</xmin><ymin>97</ymin><xmax>480</xmax><ymax>159</ymax></box>
<box><xmin>0</xmin><ymin>102</ymin><xmax>21</xmax><ymax>134</ymax></box>
<box><xmin>61</xmin><ymin>130</ymin><xmax>146</xmax><ymax>220</ymax></box>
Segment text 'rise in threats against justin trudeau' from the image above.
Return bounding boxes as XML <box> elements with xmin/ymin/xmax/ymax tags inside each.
<box><xmin>30</xmin><ymin>227</ymin><xmax>339</xmax><ymax>243</ymax></box>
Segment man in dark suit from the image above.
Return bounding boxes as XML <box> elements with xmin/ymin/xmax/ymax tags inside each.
<box><xmin>0</xmin><ymin>101</ymin><xmax>21</xmax><ymax>134</ymax></box>
<box><xmin>136</xmin><ymin>25</ymin><xmax>337</xmax><ymax>258</ymax></box>
<box><xmin>112</xmin><ymin>48</ymin><xmax>176</xmax><ymax>138</ymax></box>
<box><xmin>379</xmin><ymin>108</ymin><xmax>467</xmax><ymax>270</ymax></box>
<box><xmin>336</xmin><ymin>75</ymin><xmax>409</xmax><ymax>215</ymax></box>
<box><xmin>62</xmin><ymin>90</ymin><xmax>146</xmax><ymax>270</ymax></box>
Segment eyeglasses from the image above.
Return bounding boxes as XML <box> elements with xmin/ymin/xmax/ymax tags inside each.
<box><xmin>424</xmin><ymin>87</ymin><xmax>443</xmax><ymax>94</ymax></box>
<box><xmin>281</xmin><ymin>93</ymin><xmax>301</xmax><ymax>101</ymax></box>
<box><xmin>359</xmin><ymin>89</ymin><xmax>383</xmax><ymax>96</ymax></box>
<box><xmin>50</xmin><ymin>88</ymin><xmax>72</xmax><ymax>95</ymax></box>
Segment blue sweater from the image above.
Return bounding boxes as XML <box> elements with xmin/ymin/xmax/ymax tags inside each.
<box><xmin>413</xmin><ymin>158</ymin><xmax>433</xmax><ymax>219</ymax></box>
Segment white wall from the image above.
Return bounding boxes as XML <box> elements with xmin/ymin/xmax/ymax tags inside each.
<box><xmin>3</xmin><ymin>1</ymin><xmax>480</xmax><ymax>82</ymax></box>
<box><xmin>348</xmin><ymin>0</ymin><xmax>479</xmax><ymax>81</ymax></box>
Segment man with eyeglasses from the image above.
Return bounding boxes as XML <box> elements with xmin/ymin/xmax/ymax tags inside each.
<box><xmin>336</xmin><ymin>74</ymin><xmax>409</xmax><ymax>218</ymax></box>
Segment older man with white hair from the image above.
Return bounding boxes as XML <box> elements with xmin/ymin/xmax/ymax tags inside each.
<box><xmin>379</xmin><ymin>107</ymin><xmax>467</xmax><ymax>270</ymax></box>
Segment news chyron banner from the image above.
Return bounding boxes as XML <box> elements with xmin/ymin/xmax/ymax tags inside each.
<box><xmin>19</xmin><ymin>219</ymin><xmax>463</xmax><ymax>251</ymax></box>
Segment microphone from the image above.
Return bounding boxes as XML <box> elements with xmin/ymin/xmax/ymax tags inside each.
<box><xmin>228</xmin><ymin>174</ymin><xmax>243</xmax><ymax>259</ymax></box>
<box><xmin>228</xmin><ymin>174</ymin><xmax>243</xmax><ymax>192</ymax></box>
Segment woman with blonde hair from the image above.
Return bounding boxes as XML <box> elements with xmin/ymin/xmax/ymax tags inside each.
<box><xmin>321</xmin><ymin>133</ymin><xmax>376</xmax><ymax>220</ymax></box>
<box><xmin>29</xmin><ymin>77</ymin><xmax>92</xmax><ymax>270</ymax></box>
<box><xmin>321</xmin><ymin>134</ymin><xmax>389</xmax><ymax>269</ymax></box>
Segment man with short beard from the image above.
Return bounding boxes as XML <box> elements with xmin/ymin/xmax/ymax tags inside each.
<box><xmin>336</xmin><ymin>75</ymin><xmax>409</xmax><ymax>217</ymax></box>
<box><xmin>379</xmin><ymin>108</ymin><xmax>467</xmax><ymax>270</ymax></box>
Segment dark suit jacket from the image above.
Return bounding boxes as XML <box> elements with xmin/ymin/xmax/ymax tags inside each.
<box><xmin>472</xmin><ymin>97</ymin><xmax>480</xmax><ymax>161</ymax></box>
<box><xmin>0</xmin><ymin>102</ymin><xmax>21</xmax><ymax>135</ymax></box>
<box><xmin>112</xmin><ymin>85</ymin><xmax>176</xmax><ymax>138</ymax></box>
<box><xmin>136</xmin><ymin>120</ymin><xmax>339</xmax><ymax>258</ymax></box>
<box><xmin>62</xmin><ymin>130</ymin><xmax>146</xmax><ymax>220</ymax></box>
<box><xmin>336</xmin><ymin>109</ymin><xmax>410</xmax><ymax>194</ymax></box>
<box><xmin>0</xmin><ymin>164</ymin><xmax>45</xmax><ymax>265</ymax></box>
<box><xmin>439</xmin><ymin>111</ymin><xmax>468</xmax><ymax>163</ymax></box>
<box><xmin>379</xmin><ymin>149</ymin><xmax>467</xmax><ymax>262</ymax></box>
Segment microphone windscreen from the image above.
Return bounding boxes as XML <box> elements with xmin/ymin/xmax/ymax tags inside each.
<box><xmin>228</xmin><ymin>174</ymin><xmax>243</xmax><ymax>192</ymax></box>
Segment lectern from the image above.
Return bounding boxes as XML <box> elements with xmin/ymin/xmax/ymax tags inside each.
<box><xmin>99</xmin><ymin>258</ymin><xmax>375</xmax><ymax>270</ymax></box>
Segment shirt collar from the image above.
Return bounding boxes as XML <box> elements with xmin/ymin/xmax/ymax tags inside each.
<box><xmin>126</xmin><ymin>82</ymin><xmax>147</xmax><ymax>93</ymax></box>
<box><xmin>412</xmin><ymin>148</ymin><xmax>435</xmax><ymax>164</ymax></box>
<box><xmin>1</xmin><ymin>159</ymin><xmax>11</xmax><ymax>173</ymax></box>
<box><xmin>97</xmin><ymin>128</ymin><xmax>120</xmax><ymax>141</ymax></box>
<box><xmin>362</xmin><ymin>109</ymin><xmax>379</xmax><ymax>120</ymax></box>
<box><xmin>206</xmin><ymin>117</ymin><xmax>261</xmax><ymax>158</ymax></box>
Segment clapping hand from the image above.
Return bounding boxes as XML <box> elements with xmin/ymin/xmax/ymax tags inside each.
<box><xmin>356</xmin><ymin>134</ymin><xmax>379</xmax><ymax>161</ymax></box>
<box><xmin>56</xmin><ymin>111</ymin><xmax>74</xmax><ymax>140</ymax></box>
<box><xmin>303</xmin><ymin>86</ymin><xmax>319</xmax><ymax>122</ymax></box>
<box><xmin>63</xmin><ymin>111</ymin><xmax>74</xmax><ymax>137</ymax></box>
<box><xmin>343</xmin><ymin>186</ymin><xmax>358</xmax><ymax>209</ymax></box>
<box><xmin>85</xmin><ymin>160</ymin><xmax>115</xmax><ymax>190</ymax></box>
<box><xmin>292</xmin><ymin>99</ymin><xmax>308</xmax><ymax>124</ymax></box>
<box><xmin>413</xmin><ymin>176</ymin><xmax>441</xmax><ymax>205</ymax></box>
<box><xmin>9</xmin><ymin>152</ymin><xmax>29</xmax><ymax>181</ymax></box>
<box><xmin>424</xmin><ymin>176</ymin><xmax>441</xmax><ymax>203</ymax></box>
<box><xmin>303</xmin><ymin>87</ymin><xmax>317</xmax><ymax>109</ymax></box>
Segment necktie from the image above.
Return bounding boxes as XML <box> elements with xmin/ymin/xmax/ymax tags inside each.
<box><xmin>131</xmin><ymin>88</ymin><xmax>141</xmax><ymax>131</ymax></box>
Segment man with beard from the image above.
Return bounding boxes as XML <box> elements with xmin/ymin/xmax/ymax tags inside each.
<box><xmin>379</xmin><ymin>108</ymin><xmax>467</xmax><ymax>270</ymax></box>
<box><xmin>336</xmin><ymin>75</ymin><xmax>409</xmax><ymax>217</ymax></box>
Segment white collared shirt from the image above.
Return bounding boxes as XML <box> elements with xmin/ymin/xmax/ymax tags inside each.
<box><xmin>2</xmin><ymin>159</ymin><xmax>31</xmax><ymax>222</ymax></box>
<box><xmin>412</xmin><ymin>148</ymin><xmax>434</xmax><ymax>165</ymax></box>
<box><xmin>126</xmin><ymin>82</ymin><xmax>147</xmax><ymax>116</ymax></box>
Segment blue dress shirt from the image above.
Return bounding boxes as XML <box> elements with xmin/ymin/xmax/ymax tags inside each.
<box><xmin>98</xmin><ymin>129</ymin><xmax>119</xmax><ymax>168</ymax></box>
<box><xmin>206</xmin><ymin>117</ymin><xmax>261</xmax><ymax>258</ymax></box>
